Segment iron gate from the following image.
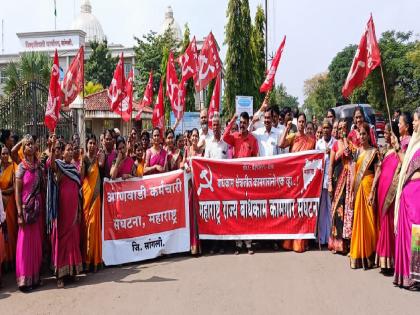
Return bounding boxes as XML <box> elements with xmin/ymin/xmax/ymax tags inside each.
<box><xmin>0</xmin><ymin>81</ymin><xmax>74</xmax><ymax>149</ymax></box>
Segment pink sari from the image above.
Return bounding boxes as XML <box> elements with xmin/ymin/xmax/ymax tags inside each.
<box><xmin>51</xmin><ymin>163</ymin><xmax>83</xmax><ymax>278</ymax></box>
<box><xmin>146</xmin><ymin>148</ymin><xmax>167</xmax><ymax>175</ymax></box>
<box><xmin>15</xmin><ymin>163</ymin><xmax>43</xmax><ymax>287</ymax></box>
<box><xmin>115</xmin><ymin>157</ymin><xmax>134</xmax><ymax>178</ymax></box>
<box><xmin>376</xmin><ymin>150</ymin><xmax>400</xmax><ymax>269</ymax></box>
<box><xmin>394</xmin><ymin>148</ymin><xmax>420</xmax><ymax>287</ymax></box>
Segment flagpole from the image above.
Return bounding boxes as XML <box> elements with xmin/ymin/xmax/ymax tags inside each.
<box><xmin>379</xmin><ymin>64</ymin><xmax>392</xmax><ymax>125</ymax></box>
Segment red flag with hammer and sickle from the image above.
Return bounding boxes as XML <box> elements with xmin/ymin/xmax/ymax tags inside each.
<box><xmin>195</xmin><ymin>32</ymin><xmax>222</xmax><ymax>92</ymax></box>
<box><xmin>260</xmin><ymin>36</ymin><xmax>286</xmax><ymax>93</ymax></box>
<box><xmin>166</xmin><ymin>51</ymin><xmax>185</xmax><ymax>120</ymax></box>
<box><xmin>45</xmin><ymin>49</ymin><xmax>62</xmax><ymax>132</ymax></box>
<box><xmin>61</xmin><ymin>46</ymin><xmax>84</xmax><ymax>106</ymax></box>
<box><xmin>107</xmin><ymin>53</ymin><xmax>126</xmax><ymax>111</ymax></box>
<box><xmin>342</xmin><ymin>15</ymin><xmax>381</xmax><ymax>98</ymax></box>
<box><xmin>152</xmin><ymin>80</ymin><xmax>165</xmax><ymax>130</ymax></box>
<box><xmin>178</xmin><ymin>36</ymin><xmax>198</xmax><ymax>86</ymax></box>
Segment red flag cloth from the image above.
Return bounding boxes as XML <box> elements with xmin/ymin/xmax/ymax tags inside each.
<box><xmin>195</xmin><ymin>32</ymin><xmax>222</xmax><ymax>92</ymax></box>
<box><xmin>260</xmin><ymin>36</ymin><xmax>286</xmax><ymax>93</ymax></box>
<box><xmin>166</xmin><ymin>51</ymin><xmax>185</xmax><ymax>120</ymax></box>
<box><xmin>342</xmin><ymin>15</ymin><xmax>381</xmax><ymax>98</ymax></box>
<box><xmin>44</xmin><ymin>50</ymin><xmax>62</xmax><ymax>132</ymax></box>
<box><xmin>152</xmin><ymin>80</ymin><xmax>165</xmax><ymax>131</ymax></box>
<box><xmin>208</xmin><ymin>74</ymin><xmax>221</xmax><ymax>129</ymax></box>
<box><xmin>108</xmin><ymin>53</ymin><xmax>126</xmax><ymax>111</ymax></box>
<box><xmin>62</xmin><ymin>46</ymin><xmax>84</xmax><ymax>106</ymax></box>
<box><xmin>178</xmin><ymin>36</ymin><xmax>198</xmax><ymax>86</ymax></box>
<box><xmin>117</xmin><ymin>68</ymin><xmax>134</xmax><ymax>122</ymax></box>
<box><xmin>142</xmin><ymin>70</ymin><xmax>154</xmax><ymax>107</ymax></box>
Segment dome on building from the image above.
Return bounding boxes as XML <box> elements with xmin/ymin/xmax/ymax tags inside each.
<box><xmin>71</xmin><ymin>0</ymin><xmax>105</xmax><ymax>43</ymax></box>
<box><xmin>161</xmin><ymin>6</ymin><xmax>182</xmax><ymax>41</ymax></box>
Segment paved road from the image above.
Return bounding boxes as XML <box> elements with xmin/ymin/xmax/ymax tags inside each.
<box><xmin>1</xmin><ymin>249</ymin><xmax>419</xmax><ymax>315</ymax></box>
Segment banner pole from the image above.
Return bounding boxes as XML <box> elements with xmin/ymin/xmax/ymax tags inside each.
<box><xmin>379</xmin><ymin>64</ymin><xmax>392</xmax><ymax>124</ymax></box>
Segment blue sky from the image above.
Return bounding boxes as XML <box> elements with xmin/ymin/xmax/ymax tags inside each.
<box><xmin>1</xmin><ymin>0</ymin><xmax>419</xmax><ymax>103</ymax></box>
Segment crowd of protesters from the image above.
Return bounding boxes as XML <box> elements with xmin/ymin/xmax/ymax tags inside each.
<box><xmin>0</xmin><ymin>102</ymin><xmax>419</xmax><ymax>291</ymax></box>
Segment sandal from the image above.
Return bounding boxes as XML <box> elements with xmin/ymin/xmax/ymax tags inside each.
<box><xmin>57</xmin><ymin>279</ymin><xmax>65</xmax><ymax>289</ymax></box>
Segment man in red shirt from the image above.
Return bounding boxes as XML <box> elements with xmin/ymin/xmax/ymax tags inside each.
<box><xmin>223</xmin><ymin>112</ymin><xmax>259</xmax><ymax>158</ymax></box>
<box><xmin>222</xmin><ymin>111</ymin><xmax>258</xmax><ymax>254</ymax></box>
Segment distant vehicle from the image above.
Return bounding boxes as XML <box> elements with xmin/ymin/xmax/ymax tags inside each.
<box><xmin>375</xmin><ymin>112</ymin><xmax>386</xmax><ymax>137</ymax></box>
<box><xmin>331</xmin><ymin>104</ymin><xmax>376</xmax><ymax>131</ymax></box>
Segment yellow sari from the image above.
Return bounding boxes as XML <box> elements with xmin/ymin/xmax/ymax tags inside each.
<box><xmin>82</xmin><ymin>157</ymin><xmax>102</xmax><ymax>271</ymax></box>
<box><xmin>350</xmin><ymin>148</ymin><xmax>378</xmax><ymax>269</ymax></box>
<box><xmin>0</xmin><ymin>162</ymin><xmax>17</xmax><ymax>265</ymax></box>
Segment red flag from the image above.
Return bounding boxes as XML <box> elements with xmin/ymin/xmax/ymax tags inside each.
<box><xmin>108</xmin><ymin>53</ymin><xmax>126</xmax><ymax>111</ymax></box>
<box><xmin>141</xmin><ymin>71</ymin><xmax>154</xmax><ymax>107</ymax></box>
<box><xmin>195</xmin><ymin>32</ymin><xmax>222</xmax><ymax>92</ymax></box>
<box><xmin>166</xmin><ymin>51</ymin><xmax>185</xmax><ymax>120</ymax></box>
<box><xmin>178</xmin><ymin>36</ymin><xmax>198</xmax><ymax>86</ymax></box>
<box><xmin>118</xmin><ymin>68</ymin><xmax>134</xmax><ymax>122</ymax></box>
<box><xmin>208</xmin><ymin>74</ymin><xmax>221</xmax><ymax>129</ymax></box>
<box><xmin>62</xmin><ymin>46</ymin><xmax>84</xmax><ymax>106</ymax></box>
<box><xmin>44</xmin><ymin>50</ymin><xmax>61</xmax><ymax>132</ymax></box>
<box><xmin>152</xmin><ymin>80</ymin><xmax>165</xmax><ymax>131</ymax></box>
<box><xmin>260</xmin><ymin>36</ymin><xmax>286</xmax><ymax>93</ymax></box>
<box><xmin>342</xmin><ymin>15</ymin><xmax>381</xmax><ymax>98</ymax></box>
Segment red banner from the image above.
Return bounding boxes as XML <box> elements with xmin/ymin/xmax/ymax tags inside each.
<box><xmin>102</xmin><ymin>170</ymin><xmax>190</xmax><ymax>265</ymax></box>
<box><xmin>191</xmin><ymin>151</ymin><xmax>324</xmax><ymax>240</ymax></box>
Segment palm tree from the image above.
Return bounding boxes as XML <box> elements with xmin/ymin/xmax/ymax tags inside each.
<box><xmin>3</xmin><ymin>51</ymin><xmax>51</xmax><ymax>95</ymax></box>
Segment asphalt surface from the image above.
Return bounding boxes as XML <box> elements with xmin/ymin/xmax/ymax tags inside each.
<box><xmin>1</xmin><ymin>248</ymin><xmax>419</xmax><ymax>315</ymax></box>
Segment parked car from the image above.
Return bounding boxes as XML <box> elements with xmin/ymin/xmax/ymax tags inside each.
<box><xmin>375</xmin><ymin>112</ymin><xmax>386</xmax><ymax>137</ymax></box>
<box><xmin>331</xmin><ymin>104</ymin><xmax>376</xmax><ymax>130</ymax></box>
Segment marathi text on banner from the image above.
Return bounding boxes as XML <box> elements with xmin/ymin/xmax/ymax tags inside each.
<box><xmin>102</xmin><ymin>170</ymin><xmax>190</xmax><ymax>265</ymax></box>
<box><xmin>191</xmin><ymin>151</ymin><xmax>325</xmax><ymax>240</ymax></box>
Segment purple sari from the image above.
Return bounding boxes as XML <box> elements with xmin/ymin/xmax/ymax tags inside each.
<box><xmin>376</xmin><ymin>150</ymin><xmax>399</xmax><ymax>269</ymax></box>
<box><xmin>15</xmin><ymin>162</ymin><xmax>43</xmax><ymax>287</ymax></box>
<box><xmin>394</xmin><ymin>148</ymin><xmax>420</xmax><ymax>287</ymax></box>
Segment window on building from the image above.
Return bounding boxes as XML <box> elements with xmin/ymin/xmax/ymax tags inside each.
<box><xmin>124</xmin><ymin>63</ymin><xmax>132</xmax><ymax>78</ymax></box>
<box><xmin>103</xmin><ymin>119</ymin><xmax>115</xmax><ymax>130</ymax></box>
<box><xmin>0</xmin><ymin>69</ymin><xmax>7</xmax><ymax>84</ymax></box>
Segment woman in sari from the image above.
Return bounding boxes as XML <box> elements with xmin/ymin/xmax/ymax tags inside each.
<box><xmin>394</xmin><ymin>108</ymin><xmax>420</xmax><ymax>289</ymax></box>
<box><xmin>110</xmin><ymin>136</ymin><xmax>135</xmax><ymax>180</ymax></box>
<box><xmin>81</xmin><ymin>134</ymin><xmax>102</xmax><ymax>272</ymax></box>
<box><xmin>15</xmin><ymin>135</ymin><xmax>43</xmax><ymax>290</ymax></box>
<box><xmin>183</xmin><ymin>128</ymin><xmax>203</xmax><ymax>255</ymax></box>
<box><xmin>375</xmin><ymin>124</ymin><xmax>400</xmax><ymax>272</ymax></box>
<box><xmin>133</xmin><ymin>142</ymin><xmax>144</xmax><ymax>177</ymax></box>
<box><xmin>144</xmin><ymin>128</ymin><xmax>168</xmax><ymax>175</ymax></box>
<box><xmin>348</xmin><ymin>106</ymin><xmax>377</xmax><ymax>148</ymax></box>
<box><xmin>328</xmin><ymin>120</ymin><xmax>354</xmax><ymax>254</ymax></box>
<box><xmin>0</xmin><ymin>191</ymin><xmax>5</xmax><ymax>286</ymax></box>
<box><xmin>72</xmin><ymin>142</ymin><xmax>82</xmax><ymax>173</ymax></box>
<box><xmin>165</xmin><ymin>128</ymin><xmax>182</xmax><ymax>172</ymax></box>
<box><xmin>350</xmin><ymin>123</ymin><xmax>380</xmax><ymax>269</ymax></box>
<box><xmin>0</xmin><ymin>146</ymin><xmax>17</xmax><ymax>268</ymax></box>
<box><xmin>398</xmin><ymin>112</ymin><xmax>413</xmax><ymax>153</ymax></box>
<box><xmin>49</xmin><ymin>141</ymin><xmax>83</xmax><ymax>288</ymax></box>
<box><xmin>279</xmin><ymin>113</ymin><xmax>316</xmax><ymax>252</ymax></box>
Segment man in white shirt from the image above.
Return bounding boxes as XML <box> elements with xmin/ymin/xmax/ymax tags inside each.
<box><xmin>315</xmin><ymin>119</ymin><xmax>336</xmax><ymax>246</ymax></box>
<box><xmin>198</xmin><ymin>108</ymin><xmax>213</xmax><ymax>150</ymax></box>
<box><xmin>204</xmin><ymin>113</ymin><xmax>228</xmax><ymax>159</ymax></box>
<box><xmin>252</xmin><ymin>106</ymin><xmax>285</xmax><ymax>157</ymax></box>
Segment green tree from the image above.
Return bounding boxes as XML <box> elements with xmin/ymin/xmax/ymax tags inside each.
<box><xmin>181</xmin><ymin>23</ymin><xmax>196</xmax><ymax>112</ymax></box>
<box><xmin>3</xmin><ymin>52</ymin><xmax>51</xmax><ymax>95</ymax></box>
<box><xmin>251</xmin><ymin>5</ymin><xmax>266</xmax><ymax>107</ymax></box>
<box><xmin>327</xmin><ymin>44</ymin><xmax>357</xmax><ymax>105</ymax></box>
<box><xmin>269</xmin><ymin>83</ymin><xmax>299</xmax><ymax>110</ymax></box>
<box><xmin>134</xmin><ymin>29</ymin><xmax>179</xmax><ymax>103</ymax></box>
<box><xmin>224</xmin><ymin>0</ymin><xmax>256</xmax><ymax>117</ymax></box>
<box><xmin>83</xmin><ymin>81</ymin><xmax>103</xmax><ymax>96</ymax></box>
<box><xmin>85</xmin><ymin>40</ymin><xmax>117</xmax><ymax>87</ymax></box>
<box><xmin>302</xmin><ymin>73</ymin><xmax>336</xmax><ymax>118</ymax></box>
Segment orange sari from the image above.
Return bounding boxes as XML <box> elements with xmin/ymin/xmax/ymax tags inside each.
<box><xmin>350</xmin><ymin>148</ymin><xmax>378</xmax><ymax>269</ymax></box>
<box><xmin>283</xmin><ymin>134</ymin><xmax>316</xmax><ymax>253</ymax></box>
<box><xmin>82</xmin><ymin>157</ymin><xmax>102</xmax><ymax>271</ymax></box>
<box><xmin>0</xmin><ymin>162</ymin><xmax>17</xmax><ymax>265</ymax></box>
